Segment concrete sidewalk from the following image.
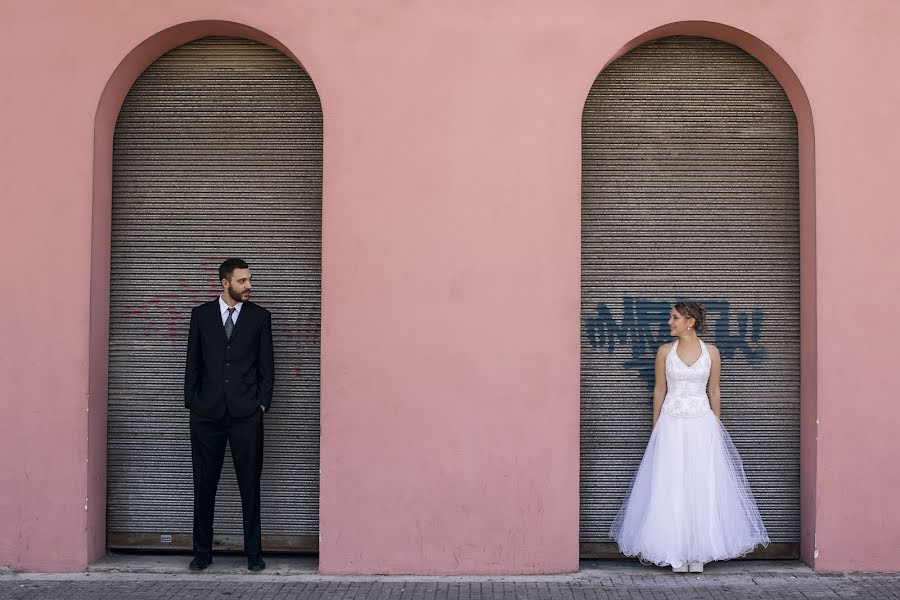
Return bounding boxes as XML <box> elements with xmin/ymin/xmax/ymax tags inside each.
<box><xmin>3</xmin><ymin>558</ymin><xmax>899</xmax><ymax>599</ymax></box>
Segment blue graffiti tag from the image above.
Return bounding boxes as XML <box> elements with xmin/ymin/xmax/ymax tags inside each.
<box><xmin>584</xmin><ymin>297</ymin><xmax>766</xmax><ymax>391</ymax></box>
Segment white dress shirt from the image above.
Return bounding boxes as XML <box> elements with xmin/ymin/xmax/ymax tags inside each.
<box><xmin>219</xmin><ymin>296</ymin><xmax>244</xmax><ymax>326</ymax></box>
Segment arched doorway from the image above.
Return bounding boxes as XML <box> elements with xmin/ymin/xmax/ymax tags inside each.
<box><xmin>580</xmin><ymin>36</ymin><xmax>800</xmax><ymax>558</ymax></box>
<box><xmin>106</xmin><ymin>36</ymin><xmax>322</xmax><ymax>552</ymax></box>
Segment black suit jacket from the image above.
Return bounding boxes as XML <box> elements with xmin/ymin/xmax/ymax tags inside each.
<box><xmin>184</xmin><ymin>299</ymin><xmax>274</xmax><ymax>419</ymax></box>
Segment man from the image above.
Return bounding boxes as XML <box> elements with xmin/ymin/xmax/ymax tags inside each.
<box><xmin>184</xmin><ymin>258</ymin><xmax>274</xmax><ymax>571</ymax></box>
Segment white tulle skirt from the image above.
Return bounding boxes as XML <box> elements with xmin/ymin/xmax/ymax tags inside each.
<box><xmin>609</xmin><ymin>411</ymin><xmax>769</xmax><ymax>568</ymax></box>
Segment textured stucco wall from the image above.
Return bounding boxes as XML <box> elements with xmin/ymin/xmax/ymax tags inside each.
<box><xmin>1</xmin><ymin>0</ymin><xmax>898</xmax><ymax>573</ymax></box>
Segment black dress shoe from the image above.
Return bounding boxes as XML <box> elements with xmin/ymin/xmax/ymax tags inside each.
<box><xmin>247</xmin><ymin>555</ymin><xmax>266</xmax><ymax>571</ymax></box>
<box><xmin>189</xmin><ymin>553</ymin><xmax>212</xmax><ymax>571</ymax></box>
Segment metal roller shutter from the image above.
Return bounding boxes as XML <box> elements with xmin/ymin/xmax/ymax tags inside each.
<box><xmin>580</xmin><ymin>37</ymin><xmax>800</xmax><ymax>557</ymax></box>
<box><xmin>107</xmin><ymin>37</ymin><xmax>322</xmax><ymax>551</ymax></box>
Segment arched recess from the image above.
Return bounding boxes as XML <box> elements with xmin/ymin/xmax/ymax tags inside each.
<box><xmin>579</xmin><ymin>22</ymin><xmax>816</xmax><ymax>566</ymax></box>
<box><xmin>88</xmin><ymin>22</ymin><xmax>323</xmax><ymax>560</ymax></box>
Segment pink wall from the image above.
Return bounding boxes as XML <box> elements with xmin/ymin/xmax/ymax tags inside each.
<box><xmin>1</xmin><ymin>0</ymin><xmax>899</xmax><ymax>574</ymax></box>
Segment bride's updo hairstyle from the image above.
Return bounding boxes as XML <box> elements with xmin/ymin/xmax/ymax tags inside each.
<box><xmin>673</xmin><ymin>301</ymin><xmax>707</xmax><ymax>334</ymax></box>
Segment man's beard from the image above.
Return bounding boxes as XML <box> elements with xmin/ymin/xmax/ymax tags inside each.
<box><xmin>227</xmin><ymin>286</ymin><xmax>248</xmax><ymax>303</ymax></box>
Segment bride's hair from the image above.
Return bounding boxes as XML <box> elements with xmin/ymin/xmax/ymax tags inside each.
<box><xmin>674</xmin><ymin>301</ymin><xmax>707</xmax><ymax>333</ymax></box>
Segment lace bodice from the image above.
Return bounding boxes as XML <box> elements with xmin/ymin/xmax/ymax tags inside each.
<box><xmin>661</xmin><ymin>339</ymin><xmax>712</xmax><ymax>418</ymax></box>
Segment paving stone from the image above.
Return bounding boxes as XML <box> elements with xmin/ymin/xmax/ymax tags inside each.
<box><xmin>3</xmin><ymin>559</ymin><xmax>900</xmax><ymax>599</ymax></box>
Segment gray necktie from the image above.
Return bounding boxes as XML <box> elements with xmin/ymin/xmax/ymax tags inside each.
<box><xmin>224</xmin><ymin>307</ymin><xmax>235</xmax><ymax>339</ymax></box>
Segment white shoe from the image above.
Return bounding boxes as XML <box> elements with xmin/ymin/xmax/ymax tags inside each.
<box><xmin>689</xmin><ymin>562</ymin><xmax>704</xmax><ymax>573</ymax></box>
<box><xmin>672</xmin><ymin>563</ymin><xmax>688</xmax><ymax>573</ymax></box>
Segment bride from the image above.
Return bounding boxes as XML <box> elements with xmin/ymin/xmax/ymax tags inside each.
<box><xmin>609</xmin><ymin>302</ymin><xmax>769</xmax><ymax>573</ymax></box>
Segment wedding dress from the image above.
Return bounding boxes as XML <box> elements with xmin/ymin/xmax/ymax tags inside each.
<box><xmin>609</xmin><ymin>339</ymin><xmax>769</xmax><ymax>568</ymax></box>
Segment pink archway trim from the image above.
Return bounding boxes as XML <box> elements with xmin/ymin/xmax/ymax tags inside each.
<box><xmin>87</xmin><ymin>20</ymin><xmax>317</xmax><ymax>564</ymax></box>
<box><xmin>589</xmin><ymin>20</ymin><xmax>818</xmax><ymax>567</ymax></box>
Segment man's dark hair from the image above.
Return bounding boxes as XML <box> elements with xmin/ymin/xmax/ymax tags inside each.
<box><xmin>219</xmin><ymin>258</ymin><xmax>249</xmax><ymax>282</ymax></box>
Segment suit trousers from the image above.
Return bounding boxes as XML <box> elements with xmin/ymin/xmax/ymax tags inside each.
<box><xmin>190</xmin><ymin>408</ymin><xmax>264</xmax><ymax>557</ymax></box>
